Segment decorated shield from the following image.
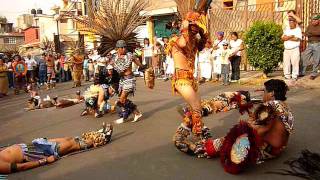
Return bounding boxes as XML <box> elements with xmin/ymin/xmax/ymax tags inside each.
<box><xmin>13</xmin><ymin>62</ymin><xmax>27</xmax><ymax>77</ymax></box>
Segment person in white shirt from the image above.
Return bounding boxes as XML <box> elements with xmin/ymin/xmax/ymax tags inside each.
<box><xmin>218</xmin><ymin>42</ymin><xmax>232</xmax><ymax>85</ymax></box>
<box><xmin>143</xmin><ymin>38</ymin><xmax>153</xmax><ymax>68</ymax></box>
<box><xmin>24</xmin><ymin>54</ymin><xmax>37</xmax><ymax>83</ymax></box>
<box><xmin>281</xmin><ymin>18</ymin><xmax>302</xmax><ymax>80</ymax></box>
<box><xmin>229</xmin><ymin>32</ymin><xmax>244</xmax><ymax>82</ymax></box>
<box><xmin>213</xmin><ymin>31</ymin><xmax>228</xmax><ymax>81</ymax></box>
<box><xmin>198</xmin><ymin>41</ymin><xmax>213</xmax><ymax>82</ymax></box>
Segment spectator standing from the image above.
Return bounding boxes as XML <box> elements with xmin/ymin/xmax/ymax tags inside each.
<box><xmin>198</xmin><ymin>41</ymin><xmax>213</xmax><ymax>82</ymax></box>
<box><xmin>38</xmin><ymin>54</ymin><xmax>47</xmax><ymax>86</ymax></box>
<box><xmin>83</xmin><ymin>54</ymin><xmax>90</xmax><ymax>81</ymax></box>
<box><xmin>301</xmin><ymin>14</ymin><xmax>320</xmax><ymax>80</ymax></box>
<box><xmin>218</xmin><ymin>42</ymin><xmax>232</xmax><ymax>85</ymax></box>
<box><xmin>24</xmin><ymin>54</ymin><xmax>37</xmax><ymax>83</ymax></box>
<box><xmin>213</xmin><ymin>32</ymin><xmax>227</xmax><ymax>81</ymax></box>
<box><xmin>229</xmin><ymin>32</ymin><xmax>244</xmax><ymax>82</ymax></box>
<box><xmin>0</xmin><ymin>58</ymin><xmax>9</xmax><ymax>97</ymax></box>
<box><xmin>143</xmin><ymin>38</ymin><xmax>153</xmax><ymax>68</ymax></box>
<box><xmin>152</xmin><ymin>42</ymin><xmax>162</xmax><ymax>77</ymax></box>
<box><xmin>6</xmin><ymin>58</ymin><xmax>14</xmax><ymax>88</ymax></box>
<box><xmin>281</xmin><ymin>18</ymin><xmax>302</xmax><ymax>81</ymax></box>
<box><xmin>88</xmin><ymin>59</ymin><xmax>94</xmax><ymax>81</ymax></box>
<box><xmin>12</xmin><ymin>55</ymin><xmax>27</xmax><ymax>94</ymax></box>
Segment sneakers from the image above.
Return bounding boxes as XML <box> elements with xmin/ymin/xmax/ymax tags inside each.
<box><xmin>132</xmin><ymin>113</ymin><xmax>143</xmax><ymax>122</ymax></box>
<box><xmin>115</xmin><ymin>118</ymin><xmax>125</xmax><ymax>124</ymax></box>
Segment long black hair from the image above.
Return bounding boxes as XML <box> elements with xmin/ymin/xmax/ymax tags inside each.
<box><xmin>264</xmin><ymin>79</ymin><xmax>289</xmax><ymax>101</ymax></box>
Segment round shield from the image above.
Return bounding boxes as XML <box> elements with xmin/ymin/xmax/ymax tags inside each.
<box><xmin>13</xmin><ymin>62</ymin><xmax>27</xmax><ymax>76</ymax></box>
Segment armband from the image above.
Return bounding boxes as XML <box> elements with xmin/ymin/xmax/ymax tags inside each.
<box><xmin>10</xmin><ymin>162</ymin><xmax>18</xmax><ymax>173</ymax></box>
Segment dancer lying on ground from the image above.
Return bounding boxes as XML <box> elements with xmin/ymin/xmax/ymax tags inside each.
<box><xmin>81</xmin><ymin>77</ymin><xmax>116</xmax><ymax>118</ymax></box>
<box><xmin>177</xmin><ymin>91</ymin><xmax>251</xmax><ymax>118</ymax></box>
<box><xmin>25</xmin><ymin>90</ymin><xmax>84</xmax><ymax>111</ymax></box>
<box><xmin>0</xmin><ymin>123</ymin><xmax>113</xmax><ymax>174</ymax></box>
<box><xmin>173</xmin><ymin>79</ymin><xmax>294</xmax><ymax>174</ymax></box>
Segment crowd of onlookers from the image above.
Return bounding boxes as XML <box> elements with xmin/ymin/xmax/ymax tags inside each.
<box><xmin>1</xmin><ymin>11</ymin><xmax>319</xmax><ymax>98</ymax></box>
<box><xmin>282</xmin><ymin>11</ymin><xmax>320</xmax><ymax>81</ymax></box>
<box><xmin>0</xmin><ymin>53</ymin><xmax>75</xmax><ymax>97</ymax></box>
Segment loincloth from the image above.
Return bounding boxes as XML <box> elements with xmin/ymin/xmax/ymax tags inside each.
<box><xmin>172</xmin><ymin>69</ymin><xmax>198</xmax><ymax>94</ymax></box>
<box><xmin>119</xmin><ymin>75</ymin><xmax>136</xmax><ymax>95</ymax></box>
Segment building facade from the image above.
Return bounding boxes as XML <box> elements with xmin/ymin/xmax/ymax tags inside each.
<box><xmin>0</xmin><ymin>32</ymin><xmax>24</xmax><ymax>54</ymax></box>
<box><xmin>16</xmin><ymin>14</ymin><xmax>34</xmax><ymax>30</ymax></box>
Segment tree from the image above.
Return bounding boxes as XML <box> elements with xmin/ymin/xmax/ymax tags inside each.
<box><xmin>244</xmin><ymin>21</ymin><xmax>284</xmax><ymax>76</ymax></box>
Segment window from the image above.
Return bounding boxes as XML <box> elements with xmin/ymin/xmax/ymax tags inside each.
<box><xmin>4</xmin><ymin>37</ymin><xmax>16</xmax><ymax>44</ymax></box>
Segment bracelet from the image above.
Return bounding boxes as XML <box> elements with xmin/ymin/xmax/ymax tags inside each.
<box><xmin>38</xmin><ymin>158</ymin><xmax>47</xmax><ymax>166</ymax></box>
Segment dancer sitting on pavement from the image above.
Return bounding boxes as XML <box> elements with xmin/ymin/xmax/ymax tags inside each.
<box><xmin>173</xmin><ymin>79</ymin><xmax>294</xmax><ymax>174</ymax></box>
<box><xmin>0</xmin><ymin>123</ymin><xmax>113</xmax><ymax>174</ymax></box>
<box><xmin>81</xmin><ymin>77</ymin><xmax>116</xmax><ymax>118</ymax></box>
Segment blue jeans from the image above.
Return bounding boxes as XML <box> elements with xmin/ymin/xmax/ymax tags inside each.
<box><xmin>39</xmin><ymin>70</ymin><xmax>47</xmax><ymax>84</ymax></box>
<box><xmin>60</xmin><ymin>68</ymin><xmax>65</xmax><ymax>82</ymax></box>
<box><xmin>301</xmin><ymin>42</ymin><xmax>320</xmax><ymax>77</ymax></box>
<box><xmin>7</xmin><ymin>71</ymin><xmax>14</xmax><ymax>88</ymax></box>
<box><xmin>32</xmin><ymin>138</ymin><xmax>60</xmax><ymax>158</ymax></box>
<box><xmin>221</xmin><ymin>64</ymin><xmax>230</xmax><ymax>84</ymax></box>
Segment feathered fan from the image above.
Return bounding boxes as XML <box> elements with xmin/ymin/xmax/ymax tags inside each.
<box><xmin>73</xmin><ymin>0</ymin><xmax>150</xmax><ymax>56</ymax></box>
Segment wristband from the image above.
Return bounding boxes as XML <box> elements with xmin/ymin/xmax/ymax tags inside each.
<box><xmin>38</xmin><ymin>158</ymin><xmax>47</xmax><ymax>166</ymax></box>
<box><xmin>10</xmin><ymin>163</ymin><xmax>18</xmax><ymax>173</ymax></box>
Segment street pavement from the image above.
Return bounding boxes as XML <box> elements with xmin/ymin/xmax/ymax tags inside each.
<box><xmin>1</xmin><ymin>76</ymin><xmax>319</xmax><ymax>180</ymax></box>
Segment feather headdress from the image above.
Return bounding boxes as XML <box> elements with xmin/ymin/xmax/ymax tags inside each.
<box><xmin>74</xmin><ymin>0</ymin><xmax>150</xmax><ymax>56</ymax></box>
<box><xmin>172</xmin><ymin>0</ymin><xmax>212</xmax><ymax>35</ymax></box>
<box><xmin>174</xmin><ymin>0</ymin><xmax>212</xmax><ymax>19</ymax></box>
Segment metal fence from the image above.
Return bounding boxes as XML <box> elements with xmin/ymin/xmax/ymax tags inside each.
<box><xmin>209</xmin><ymin>1</ymin><xmax>297</xmax><ymax>71</ymax></box>
<box><xmin>209</xmin><ymin>0</ymin><xmax>296</xmax><ymax>36</ymax></box>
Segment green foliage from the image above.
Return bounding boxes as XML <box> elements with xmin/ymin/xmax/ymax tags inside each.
<box><xmin>244</xmin><ymin>21</ymin><xmax>284</xmax><ymax>75</ymax></box>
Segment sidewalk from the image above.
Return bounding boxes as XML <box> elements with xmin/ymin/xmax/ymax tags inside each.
<box><xmin>239</xmin><ymin>70</ymin><xmax>320</xmax><ymax>88</ymax></box>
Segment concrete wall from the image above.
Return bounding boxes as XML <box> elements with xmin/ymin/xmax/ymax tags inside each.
<box><xmin>35</xmin><ymin>16</ymin><xmax>57</xmax><ymax>41</ymax></box>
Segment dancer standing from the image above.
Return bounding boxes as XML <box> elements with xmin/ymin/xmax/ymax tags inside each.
<box><xmin>73</xmin><ymin>0</ymin><xmax>151</xmax><ymax>123</ymax></box>
<box><xmin>166</xmin><ymin>0</ymin><xmax>211</xmax><ymax>136</ymax></box>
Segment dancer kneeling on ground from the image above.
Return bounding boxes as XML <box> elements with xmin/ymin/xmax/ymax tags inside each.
<box><xmin>81</xmin><ymin>77</ymin><xmax>116</xmax><ymax>118</ymax></box>
<box><xmin>0</xmin><ymin>123</ymin><xmax>113</xmax><ymax>174</ymax></box>
<box><xmin>173</xmin><ymin>79</ymin><xmax>294</xmax><ymax>174</ymax></box>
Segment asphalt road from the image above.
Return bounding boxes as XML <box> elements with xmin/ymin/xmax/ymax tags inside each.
<box><xmin>1</xmin><ymin>78</ymin><xmax>319</xmax><ymax>180</ymax></box>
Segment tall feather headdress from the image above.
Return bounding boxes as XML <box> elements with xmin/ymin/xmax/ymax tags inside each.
<box><xmin>74</xmin><ymin>0</ymin><xmax>150</xmax><ymax>56</ymax></box>
<box><xmin>174</xmin><ymin>0</ymin><xmax>212</xmax><ymax>19</ymax></box>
